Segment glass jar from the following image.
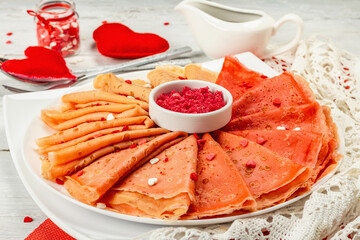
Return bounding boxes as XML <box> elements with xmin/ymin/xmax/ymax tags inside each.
<box><xmin>28</xmin><ymin>0</ymin><xmax>80</xmax><ymax>57</ymax></box>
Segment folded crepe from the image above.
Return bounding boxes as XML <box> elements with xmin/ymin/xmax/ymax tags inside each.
<box><xmin>229</xmin><ymin>130</ymin><xmax>323</xmax><ymax>169</ymax></box>
<box><xmin>64</xmin><ymin>131</ymin><xmax>187</xmax><ymax>205</ymax></box>
<box><xmin>214</xmin><ymin>131</ymin><xmax>311</xmax><ymax>209</ymax></box>
<box><xmin>101</xmin><ymin>135</ymin><xmax>198</xmax><ymax>220</ymax></box>
<box><xmin>224</xmin><ymin>102</ymin><xmax>328</xmax><ymax>133</ymax></box>
<box><xmin>216</xmin><ymin>56</ymin><xmax>264</xmax><ymax>101</ymax></box>
<box><xmin>184</xmin><ymin>133</ymin><xmax>255</xmax><ymax>219</ymax></box>
<box><xmin>226</xmin><ymin>103</ymin><xmax>341</xmax><ymax>182</ymax></box>
<box><xmin>313</xmin><ymin>106</ymin><xmax>342</xmax><ymax>181</ymax></box>
<box><xmin>231</xmin><ymin>72</ymin><xmax>315</xmax><ymax>118</ymax></box>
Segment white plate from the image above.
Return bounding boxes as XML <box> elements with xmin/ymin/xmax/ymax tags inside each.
<box><xmin>4</xmin><ymin>52</ymin><xmax>344</xmax><ymax>237</ymax></box>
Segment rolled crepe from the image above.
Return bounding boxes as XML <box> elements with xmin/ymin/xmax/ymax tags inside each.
<box><xmin>48</xmin><ymin>128</ymin><xmax>169</xmax><ymax>165</ymax></box>
<box><xmin>41</xmin><ymin>136</ymin><xmax>156</xmax><ymax>180</ymax></box>
<box><xmin>36</xmin><ymin>116</ymin><xmax>154</xmax><ymax>148</ymax></box>
<box><xmin>62</xmin><ymin>90</ymin><xmax>149</xmax><ymax>110</ymax></box>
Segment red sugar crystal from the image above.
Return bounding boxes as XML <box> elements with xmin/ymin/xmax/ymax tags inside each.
<box><xmin>24</xmin><ymin>216</ymin><xmax>33</xmax><ymax>223</ymax></box>
<box><xmin>206</xmin><ymin>153</ymin><xmax>216</xmax><ymax>161</ymax></box>
<box><xmin>55</xmin><ymin>178</ymin><xmax>64</xmax><ymax>185</ymax></box>
<box><xmin>273</xmin><ymin>98</ymin><xmax>282</xmax><ymax>106</ymax></box>
<box><xmin>190</xmin><ymin>172</ymin><xmax>198</xmax><ymax>181</ymax></box>
<box><xmin>239</xmin><ymin>139</ymin><xmax>248</xmax><ymax>147</ymax></box>
<box><xmin>129</xmin><ymin>143</ymin><xmax>137</xmax><ymax>149</ymax></box>
<box><xmin>138</xmin><ymin>138</ymin><xmax>147</xmax><ymax>145</ymax></box>
<box><xmin>257</xmin><ymin>137</ymin><xmax>267</xmax><ymax>145</ymax></box>
<box><xmin>246</xmin><ymin>160</ymin><xmax>256</xmax><ymax>168</ymax></box>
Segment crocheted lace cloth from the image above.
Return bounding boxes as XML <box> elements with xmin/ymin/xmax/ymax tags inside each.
<box><xmin>148</xmin><ymin>35</ymin><xmax>360</xmax><ymax>240</ymax></box>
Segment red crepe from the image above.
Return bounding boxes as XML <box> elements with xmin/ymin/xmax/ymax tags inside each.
<box><xmin>215</xmin><ymin>56</ymin><xmax>264</xmax><ymax>101</ymax></box>
<box><xmin>229</xmin><ymin>130</ymin><xmax>323</xmax><ymax>169</ymax></box>
<box><xmin>232</xmin><ymin>72</ymin><xmax>315</xmax><ymax>118</ymax></box>
<box><xmin>93</xmin><ymin>23</ymin><xmax>169</xmax><ymax>59</ymax></box>
<box><xmin>185</xmin><ymin>133</ymin><xmax>255</xmax><ymax>219</ymax></box>
<box><xmin>1</xmin><ymin>46</ymin><xmax>76</xmax><ymax>81</ymax></box>
<box><xmin>213</xmin><ymin>131</ymin><xmax>311</xmax><ymax>208</ymax></box>
<box><xmin>224</xmin><ymin>102</ymin><xmax>327</xmax><ymax>133</ymax></box>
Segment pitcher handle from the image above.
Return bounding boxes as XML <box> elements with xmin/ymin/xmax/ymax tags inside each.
<box><xmin>263</xmin><ymin>14</ymin><xmax>303</xmax><ymax>58</ymax></box>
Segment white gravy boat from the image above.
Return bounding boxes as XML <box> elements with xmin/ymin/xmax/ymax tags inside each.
<box><xmin>175</xmin><ymin>0</ymin><xmax>303</xmax><ymax>59</ymax></box>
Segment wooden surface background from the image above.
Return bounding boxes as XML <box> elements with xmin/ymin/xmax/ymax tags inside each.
<box><xmin>0</xmin><ymin>0</ymin><xmax>359</xmax><ymax>238</ymax></box>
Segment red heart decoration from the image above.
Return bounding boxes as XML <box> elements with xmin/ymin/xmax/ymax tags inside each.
<box><xmin>93</xmin><ymin>23</ymin><xmax>169</xmax><ymax>59</ymax></box>
<box><xmin>1</xmin><ymin>46</ymin><xmax>76</xmax><ymax>82</ymax></box>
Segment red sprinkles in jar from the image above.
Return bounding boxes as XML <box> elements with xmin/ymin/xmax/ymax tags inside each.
<box><xmin>27</xmin><ymin>0</ymin><xmax>80</xmax><ymax>57</ymax></box>
<box><xmin>156</xmin><ymin>86</ymin><xmax>226</xmax><ymax>114</ymax></box>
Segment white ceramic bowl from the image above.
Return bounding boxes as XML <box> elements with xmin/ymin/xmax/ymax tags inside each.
<box><xmin>149</xmin><ymin>80</ymin><xmax>233</xmax><ymax>133</ymax></box>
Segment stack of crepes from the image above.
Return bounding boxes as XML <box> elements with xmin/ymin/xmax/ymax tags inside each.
<box><xmin>35</xmin><ymin>56</ymin><xmax>342</xmax><ymax>220</ymax></box>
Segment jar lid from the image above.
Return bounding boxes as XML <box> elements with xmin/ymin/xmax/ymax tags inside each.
<box><xmin>36</xmin><ymin>0</ymin><xmax>76</xmax><ymax>21</ymax></box>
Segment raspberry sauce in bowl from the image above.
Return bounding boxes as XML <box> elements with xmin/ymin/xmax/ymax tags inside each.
<box><xmin>156</xmin><ymin>86</ymin><xmax>226</xmax><ymax>114</ymax></box>
<box><xmin>149</xmin><ymin>80</ymin><xmax>233</xmax><ymax>133</ymax></box>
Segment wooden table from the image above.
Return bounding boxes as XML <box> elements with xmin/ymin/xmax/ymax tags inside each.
<box><xmin>1</xmin><ymin>0</ymin><xmax>359</xmax><ymax>238</ymax></box>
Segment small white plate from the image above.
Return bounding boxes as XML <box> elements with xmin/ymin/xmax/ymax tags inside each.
<box><xmin>4</xmin><ymin>52</ymin><xmax>344</xmax><ymax>238</ymax></box>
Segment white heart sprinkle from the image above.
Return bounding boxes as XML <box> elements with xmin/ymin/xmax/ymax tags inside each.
<box><xmin>106</xmin><ymin>113</ymin><xmax>115</xmax><ymax>121</ymax></box>
<box><xmin>150</xmin><ymin>158</ymin><xmax>159</xmax><ymax>165</ymax></box>
<box><xmin>148</xmin><ymin>178</ymin><xmax>158</xmax><ymax>186</ymax></box>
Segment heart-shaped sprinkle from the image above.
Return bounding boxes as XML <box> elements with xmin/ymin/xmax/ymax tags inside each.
<box><xmin>1</xmin><ymin>46</ymin><xmax>76</xmax><ymax>81</ymax></box>
<box><xmin>93</xmin><ymin>23</ymin><xmax>169</xmax><ymax>59</ymax></box>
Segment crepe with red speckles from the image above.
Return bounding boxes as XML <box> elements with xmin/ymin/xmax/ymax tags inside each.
<box><xmin>101</xmin><ymin>135</ymin><xmax>198</xmax><ymax>219</ymax></box>
<box><xmin>214</xmin><ymin>131</ymin><xmax>311</xmax><ymax>209</ymax></box>
<box><xmin>184</xmin><ymin>133</ymin><xmax>255</xmax><ymax>219</ymax></box>
<box><xmin>64</xmin><ymin>131</ymin><xmax>186</xmax><ymax>205</ymax></box>
<box><xmin>231</xmin><ymin>72</ymin><xmax>315</xmax><ymax>118</ymax></box>
<box><xmin>216</xmin><ymin>56</ymin><xmax>264</xmax><ymax>101</ymax></box>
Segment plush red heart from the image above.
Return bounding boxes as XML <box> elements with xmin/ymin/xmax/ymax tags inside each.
<box><xmin>93</xmin><ymin>23</ymin><xmax>169</xmax><ymax>59</ymax></box>
<box><xmin>1</xmin><ymin>46</ymin><xmax>76</xmax><ymax>82</ymax></box>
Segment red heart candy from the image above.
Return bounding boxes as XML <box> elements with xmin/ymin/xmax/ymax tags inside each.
<box><xmin>1</xmin><ymin>46</ymin><xmax>76</xmax><ymax>82</ymax></box>
<box><xmin>93</xmin><ymin>23</ymin><xmax>169</xmax><ymax>59</ymax></box>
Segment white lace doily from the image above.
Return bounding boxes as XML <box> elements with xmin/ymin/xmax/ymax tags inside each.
<box><xmin>146</xmin><ymin>35</ymin><xmax>360</xmax><ymax>240</ymax></box>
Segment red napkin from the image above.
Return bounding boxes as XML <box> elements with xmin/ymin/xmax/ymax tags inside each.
<box><xmin>26</xmin><ymin>219</ymin><xmax>75</xmax><ymax>240</ymax></box>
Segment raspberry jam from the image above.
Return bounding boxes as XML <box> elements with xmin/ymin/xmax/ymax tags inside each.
<box><xmin>28</xmin><ymin>0</ymin><xmax>80</xmax><ymax>57</ymax></box>
<box><xmin>156</xmin><ymin>86</ymin><xmax>226</xmax><ymax>114</ymax></box>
